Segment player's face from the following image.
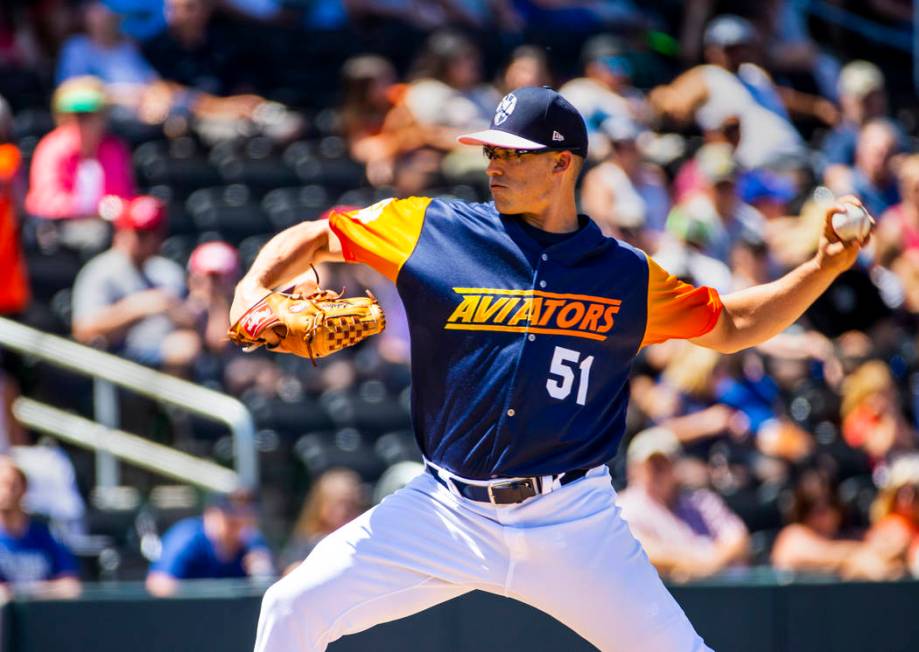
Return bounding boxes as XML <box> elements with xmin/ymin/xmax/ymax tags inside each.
<box><xmin>485</xmin><ymin>147</ymin><xmax>566</xmax><ymax>216</ymax></box>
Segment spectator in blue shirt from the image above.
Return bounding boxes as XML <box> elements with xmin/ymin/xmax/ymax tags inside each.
<box><xmin>0</xmin><ymin>457</ymin><xmax>80</xmax><ymax>598</ymax></box>
<box><xmin>146</xmin><ymin>489</ymin><xmax>273</xmax><ymax>597</ymax></box>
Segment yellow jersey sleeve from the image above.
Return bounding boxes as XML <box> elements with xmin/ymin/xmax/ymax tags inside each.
<box><xmin>641</xmin><ymin>255</ymin><xmax>723</xmax><ymax>347</ymax></box>
<box><xmin>327</xmin><ymin>196</ymin><xmax>431</xmax><ymax>282</ymax></box>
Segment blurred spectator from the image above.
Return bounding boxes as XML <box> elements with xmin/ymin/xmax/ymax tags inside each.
<box><xmin>513</xmin><ymin>0</ymin><xmax>645</xmax><ymax>35</ymax></box>
<box><xmin>373</xmin><ymin>30</ymin><xmax>499</xmax><ymax>186</ymax></box>
<box><xmin>340</xmin><ymin>55</ymin><xmax>400</xmax><ymax>170</ymax></box>
<box><xmin>57</xmin><ymin>2</ymin><xmax>158</xmax><ymax>92</ymax></box>
<box><xmin>0</xmin><ymin>95</ymin><xmax>29</xmax><ymax>316</ymax></box>
<box><xmin>649</xmin><ymin>14</ymin><xmax>809</xmax><ymax>170</ymax></box>
<box><xmin>11</xmin><ymin>442</ymin><xmax>87</xmax><ymax>541</ymax></box>
<box><xmin>25</xmin><ymin>76</ymin><xmax>135</xmax><ymax>251</ymax></box>
<box><xmin>617</xmin><ymin>428</ymin><xmax>750</xmax><ymax>580</ymax></box>
<box><xmin>830</xmin><ymin>119</ymin><xmax>901</xmax><ymax>217</ymax></box>
<box><xmin>753</xmin><ymin>0</ymin><xmax>841</xmax><ymax>100</ymax></box>
<box><xmin>186</xmin><ymin>240</ymin><xmax>239</xmax><ymax>354</ymax></box>
<box><xmin>0</xmin><ymin>355</ymin><xmax>27</xmax><ymax>453</ymax></box>
<box><xmin>282</xmin><ymin>468</ymin><xmax>366</xmax><ymax>573</ymax></box>
<box><xmin>821</xmin><ymin>61</ymin><xmax>907</xmax><ymax>172</ymax></box>
<box><xmin>71</xmin><ymin>195</ymin><xmax>202</xmax><ymax>375</ymax></box>
<box><xmin>61</xmin><ymin>1</ymin><xmax>301</xmax><ymax>143</ymax></box>
<box><xmin>580</xmin><ymin>116</ymin><xmax>669</xmax><ymax>246</ymax></box>
<box><xmin>147</xmin><ymin>489</ymin><xmax>273</xmax><ymax>596</ymax></box>
<box><xmin>401</xmin><ymin>30</ymin><xmax>499</xmax><ymax>134</ymax></box>
<box><xmin>665</xmin><ymin>143</ymin><xmax>765</xmax><ymax>265</ymax></box>
<box><xmin>876</xmin><ymin>154</ymin><xmax>919</xmax><ymax>263</ymax></box>
<box><xmin>866</xmin><ymin>454</ymin><xmax>919</xmax><ymax>578</ymax></box>
<box><xmin>498</xmin><ymin>45</ymin><xmax>551</xmax><ymax>94</ymax></box>
<box><xmin>142</xmin><ymin>0</ymin><xmax>253</xmax><ymax>96</ymax></box>
<box><xmin>771</xmin><ymin>466</ymin><xmax>902</xmax><ymax>579</ymax></box>
<box><xmin>559</xmin><ymin>35</ymin><xmax>647</xmax><ymax>160</ymax></box>
<box><xmin>840</xmin><ymin>361</ymin><xmax>916</xmax><ymax>467</ymax></box>
<box><xmin>672</xmin><ymin>115</ymin><xmax>742</xmax><ymax>202</ymax></box>
<box><xmin>0</xmin><ymin>456</ymin><xmax>81</xmax><ymax>599</ymax></box>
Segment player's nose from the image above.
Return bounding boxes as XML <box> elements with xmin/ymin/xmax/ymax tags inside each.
<box><xmin>485</xmin><ymin>159</ymin><xmax>504</xmax><ymax>176</ymax></box>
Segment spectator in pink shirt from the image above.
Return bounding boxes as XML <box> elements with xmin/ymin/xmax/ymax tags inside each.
<box><xmin>25</xmin><ymin>76</ymin><xmax>134</xmax><ymax>224</ymax></box>
<box><xmin>616</xmin><ymin>427</ymin><xmax>750</xmax><ymax>580</ymax></box>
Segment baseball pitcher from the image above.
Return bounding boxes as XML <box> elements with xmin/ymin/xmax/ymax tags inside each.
<box><xmin>230</xmin><ymin>87</ymin><xmax>871</xmax><ymax>651</ymax></box>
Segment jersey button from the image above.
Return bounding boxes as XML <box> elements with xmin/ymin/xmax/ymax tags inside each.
<box><xmin>506</xmin><ymin>409</ymin><xmax>516</xmax><ymax>417</ymax></box>
<box><xmin>541</xmin><ymin>253</ymin><xmax>548</xmax><ymax>261</ymax></box>
<box><xmin>539</xmin><ymin>280</ymin><xmax>547</xmax><ymax>288</ymax></box>
<box><xmin>528</xmin><ymin>334</ymin><xmax>535</xmax><ymax>342</ymax></box>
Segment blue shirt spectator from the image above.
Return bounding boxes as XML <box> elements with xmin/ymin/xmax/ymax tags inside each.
<box><xmin>147</xmin><ymin>490</ymin><xmax>273</xmax><ymax>596</ymax></box>
<box><xmin>0</xmin><ymin>520</ymin><xmax>78</xmax><ymax>586</ymax></box>
<box><xmin>150</xmin><ymin>516</ymin><xmax>269</xmax><ymax>580</ymax></box>
<box><xmin>0</xmin><ymin>457</ymin><xmax>80</xmax><ymax>598</ymax></box>
<box><xmin>851</xmin><ymin>168</ymin><xmax>900</xmax><ymax>218</ymax></box>
<box><xmin>57</xmin><ymin>34</ymin><xmax>158</xmax><ymax>86</ymax></box>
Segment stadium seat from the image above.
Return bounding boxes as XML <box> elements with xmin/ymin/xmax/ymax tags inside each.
<box><xmin>248</xmin><ymin>395</ymin><xmax>336</xmax><ymax>438</ymax></box>
<box><xmin>318</xmin><ymin>385</ymin><xmax>412</xmax><ymax>438</ymax></box>
<box><xmin>186</xmin><ymin>185</ymin><xmax>273</xmax><ymax>245</ymax></box>
<box><xmin>294</xmin><ymin>429</ymin><xmax>386</xmax><ymax>480</ymax></box>
<box><xmin>11</xmin><ymin>108</ymin><xmax>54</xmax><ymax>141</ymax></box>
<box><xmin>262</xmin><ymin>185</ymin><xmax>330</xmax><ymax>229</ymax></box>
<box><xmin>212</xmin><ymin>136</ymin><xmax>300</xmax><ymax>196</ymax></box>
<box><xmin>283</xmin><ymin>139</ymin><xmax>366</xmax><ymax>193</ymax></box>
<box><xmin>134</xmin><ymin>139</ymin><xmax>222</xmax><ymax>198</ymax></box>
<box><xmin>24</xmin><ymin>249</ymin><xmax>83</xmax><ymax>302</ymax></box>
<box><xmin>374</xmin><ymin>430</ymin><xmax>421</xmax><ymax>466</ymax></box>
<box><xmin>159</xmin><ymin>234</ymin><xmax>196</xmax><ymax>268</ymax></box>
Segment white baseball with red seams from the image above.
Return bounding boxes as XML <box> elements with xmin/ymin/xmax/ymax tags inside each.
<box><xmin>831</xmin><ymin>203</ymin><xmax>872</xmax><ymax>242</ymax></box>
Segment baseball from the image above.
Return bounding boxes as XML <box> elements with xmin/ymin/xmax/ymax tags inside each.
<box><xmin>831</xmin><ymin>203</ymin><xmax>872</xmax><ymax>242</ymax></box>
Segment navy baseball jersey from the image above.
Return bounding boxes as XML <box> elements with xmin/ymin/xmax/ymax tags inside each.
<box><xmin>329</xmin><ymin>198</ymin><xmax>722</xmax><ymax>480</ymax></box>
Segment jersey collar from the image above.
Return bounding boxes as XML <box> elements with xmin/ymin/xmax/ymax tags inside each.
<box><xmin>500</xmin><ymin>211</ymin><xmax>609</xmax><ymax>266</ymax></box>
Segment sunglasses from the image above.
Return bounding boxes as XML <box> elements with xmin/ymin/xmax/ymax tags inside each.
<box><xmin>482</xmin><ymin>145</ymin><xmax>543</xmax><ymax>162</ymax></box>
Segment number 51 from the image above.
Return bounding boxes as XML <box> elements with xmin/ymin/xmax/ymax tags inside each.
<box><xmin>546</xmin><ymin>346</ymin><xmax>594</xmax><ymax>406</ymax></box>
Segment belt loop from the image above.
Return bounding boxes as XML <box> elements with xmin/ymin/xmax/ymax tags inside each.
<box><xmin>425</xmin><ymin>458</ymin><xmax>463</xmax><ymax>499</ymax></box>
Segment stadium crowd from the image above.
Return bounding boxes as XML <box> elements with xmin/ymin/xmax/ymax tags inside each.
<box><xmin>1</xmin><ymin>0</ymin><xmax>919</xmax><ymax>596</ymax></box>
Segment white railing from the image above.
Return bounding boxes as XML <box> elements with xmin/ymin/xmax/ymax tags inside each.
<box><xmin>0</xmin><ymin>317</ymin><xmax>257</xmax><ymax>489</ymax></box>
<box><xmin>13</xmin><ymin>398</ymin><xmax>239</xmax><ymax>492</ymax></box>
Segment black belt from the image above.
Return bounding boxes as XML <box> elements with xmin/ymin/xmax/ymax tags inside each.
<box><xmin>425</xmin><ymin>465</ymin><xmax>590</xmax><ymax>505</ymax></box>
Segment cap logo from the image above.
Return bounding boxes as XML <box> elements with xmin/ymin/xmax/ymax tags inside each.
<box><xmin>493</xmin><ymin>93</ymin><xmax>517</xmax><ymax>126</ymax></box>
<box><xmin>552</xmin><ymin>131</ymin><xmax>565</xmax><ymax>142</ymax></box>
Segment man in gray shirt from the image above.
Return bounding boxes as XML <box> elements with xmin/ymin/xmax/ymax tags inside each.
<box><xmin>71</xmin><ymin>195</ymin><xmax>200</xmax><ymax>374</ymax></box>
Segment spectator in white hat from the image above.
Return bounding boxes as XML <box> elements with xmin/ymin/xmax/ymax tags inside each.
<box><xmin>822</xmin><ymin>61</ymin><xmax>908</xmax><ymax>173</ymax></box>
<box><xmin>616</xmin><ymin>427</ymin><xmax>750</xmax><ymax>580</ymax></box>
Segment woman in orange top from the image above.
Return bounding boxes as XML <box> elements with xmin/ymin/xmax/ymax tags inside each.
<box><xmin>0</xmin><ymin>125</ymin><xmax>30</xmax><ymax>315</ymax></box>
<box><xmin>867</xmin><ymin>455</ymin><xmax>919</xmax><ymax>576</ymax></box>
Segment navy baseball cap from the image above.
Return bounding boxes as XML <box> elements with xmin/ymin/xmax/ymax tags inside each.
<box><xmin>458</xmin><ymin>87</ymin><xmax>588</xmax><ymax>157</ymax></box>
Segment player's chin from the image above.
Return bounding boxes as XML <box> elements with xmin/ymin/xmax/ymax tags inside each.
<box><xmin>490</xmin><ymin>187</ymin><xmax>515</xmax><ymax>212</ymax></box>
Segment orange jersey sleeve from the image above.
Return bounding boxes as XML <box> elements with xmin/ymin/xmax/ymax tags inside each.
<box><xmin>327</xmin><ymin>196</ymin><xmax>431</xmax><ymax>282</ymax></box>
<box><xmin>641</xmin><ymin>255</ymin><xmax>723</xmax><ymax>347</ymax></box>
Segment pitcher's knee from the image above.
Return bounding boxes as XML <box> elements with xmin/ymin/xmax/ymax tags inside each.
<box><xmin>257</xmin><ymin>573</ymin><xmax>334</xmax><ymax>650</ymax></box>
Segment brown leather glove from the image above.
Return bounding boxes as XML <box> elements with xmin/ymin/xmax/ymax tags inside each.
<box><xmin>228</xmin><ymin>288</ymin><xmax>385</xmax><ymax>364</ymax></box>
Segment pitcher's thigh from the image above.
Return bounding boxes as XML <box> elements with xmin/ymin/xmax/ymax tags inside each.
<box><xmin>514</xmin><ymin>508</ymin><xmax>711</xmax><ymax>652</ymax></box>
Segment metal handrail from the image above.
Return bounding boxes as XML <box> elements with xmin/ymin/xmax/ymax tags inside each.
<box><xmin>13</xmin><ymin>397</ymin><xmax>239</xmax><ymax>493</ymax></box>
<box><xmin>0</xmin><ymin>317</ymin><xmax>257</xmax><ymax>488</ymax></box>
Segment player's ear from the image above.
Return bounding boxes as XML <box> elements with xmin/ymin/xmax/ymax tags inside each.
<box><xmin>553</xmin><ymin>152</ymin><xmax>572</xmax><ymax>173</ymax></box>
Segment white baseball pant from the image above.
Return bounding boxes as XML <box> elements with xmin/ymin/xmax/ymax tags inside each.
<box><xmin>254</xmin><ymin>465</ymin><xmax>712</xmax><ymax>652</ymax></box>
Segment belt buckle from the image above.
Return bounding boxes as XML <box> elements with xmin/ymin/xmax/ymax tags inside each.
<box><xmin>487</xmin><ymin>478</ymin><xmax>537</xmax><ymax>505</ymax></box>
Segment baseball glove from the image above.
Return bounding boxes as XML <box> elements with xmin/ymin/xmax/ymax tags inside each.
<box><xmin>227</xmin><ymin>288</ymin><xmax>386</xmax><ymax>364</ymax></box>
